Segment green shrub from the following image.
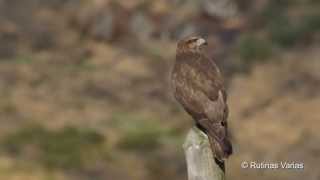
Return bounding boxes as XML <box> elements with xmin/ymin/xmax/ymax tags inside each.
<box><xmin>300</xmin><ymin>13</ymin><xmax>320</xmax><ymax>34</ymax></box>
<box><xmin>268</xmin><ymin>16</ymin><xmax>301</xmax><ymax>47</ymax></box>
<box><xmin>117</xmin><ymin>120</ymin><xmax>164</xmax><ymax>152</ymax></box>
<box><xmin>268</xmin><ymin>13</ymin><xmax>320</xmax><ymax>47</ymax></box>
<box><xmin>237</xmin><ymin>35</ymin><xmax>273</xmax><ymax>62</ymax></box>
<box><xmin>111</xmin><ymin>112</ymin><xmax>181</xmax><ymax>152</ymax></box>
<box><xmin>259</xmin><ymin>0</ymin><xmax>320</xmax><ymax>47</ymax></box>
<box><xmin>260</xmin><ymin>0</ymin><xmax>292</xmax><ymax>22</ymax></box>
<box><xmin>1</xmin><ymin>125</ymin><xmax>105</xmax><ymax>169</ymax></box>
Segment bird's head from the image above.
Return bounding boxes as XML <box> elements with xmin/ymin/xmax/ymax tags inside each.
<box><xmin>177</xmin><ymin>36</ymin><xmax>208</xmax><ymax>55</ymax></box>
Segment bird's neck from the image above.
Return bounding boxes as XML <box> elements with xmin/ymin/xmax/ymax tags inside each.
<box><xmin>176</xmin><ymin>51</ymin><xmax>202</xmax><ymax>61</ymax></box>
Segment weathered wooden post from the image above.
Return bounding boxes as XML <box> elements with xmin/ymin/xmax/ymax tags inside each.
<box><xmin>183</xmin><ymin>126</ymin><xmax>225</xmax><ymax>180</ymax></box>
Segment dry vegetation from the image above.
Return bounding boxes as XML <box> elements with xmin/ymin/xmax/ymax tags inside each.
<box><xmin>0</xmin><ymin>0</ymin><xmax>319</xmax><ymax>180</ymax></box>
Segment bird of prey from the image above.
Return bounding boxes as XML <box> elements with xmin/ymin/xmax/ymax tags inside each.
<box><xmin>171</xmin><ymin>36</ymin><xmax>232</xmax><ymax>161</ymax></box>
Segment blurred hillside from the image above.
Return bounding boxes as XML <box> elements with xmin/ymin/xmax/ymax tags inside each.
<box><xmin>0</xmin><ymin>0</ymin><xmax>319</xmax><ymax>180</ymax></box>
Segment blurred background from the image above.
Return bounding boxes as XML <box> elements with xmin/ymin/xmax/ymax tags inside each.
<box><xmin>0</xmin><ymin>0</ymin><xmax>319</xmax><ymax>179</ymax></box>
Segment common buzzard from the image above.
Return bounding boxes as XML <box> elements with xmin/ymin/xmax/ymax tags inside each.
<box><xmin>171</xmin><ymin>36</ymin><xmax>232</xmax><ymax>161</ymax></box>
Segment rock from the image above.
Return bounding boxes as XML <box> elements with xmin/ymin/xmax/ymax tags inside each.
<box><xmin>201</xmin><ymin>0</ymin><xmax>238</xmax><ymax>19</ymax></box>
<box><xmin>130</xmin><ymin>12</ymin><xmax>155</xmax><ymax>40</ymax></box>
<box><xmin>91</xmin><ymin>13</ymin><xmax>114</xmax><ymax>41</ymax></box>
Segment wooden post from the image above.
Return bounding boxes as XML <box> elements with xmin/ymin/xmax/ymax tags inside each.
<box><xmin>183</xmin><ymin>126</ymin><xmax>225</xmax><ymax>180</ymax></box>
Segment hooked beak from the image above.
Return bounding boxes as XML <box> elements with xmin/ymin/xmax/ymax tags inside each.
<box><xmin>196</xmin><ymin>38</ymin><xmax>208</xmax><ymax>46</ymax></box>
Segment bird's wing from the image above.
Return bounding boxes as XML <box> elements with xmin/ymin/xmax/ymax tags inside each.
<box><xmin>172</xmin><ymin>61</ymin><xmax>207</xmax><ymax>118</ymax></box>
<box><xmin>192</xmin><ymin>55</ymin><xmax>227</xmax><ymax>102</ymax></box>
<box><xmin>195</xmin><ymin>55</ymin><xmax>232</xmax><ymax>159</ymax></box>
<box><xmin>190</xmin><ymin>55</ymin><xmax>229</xmax><ymax>121</ymax></box>
<box><xmin>172</xmin><ymin>54</ymin><xmax>227</xmax><ymax>120</ymax></box>
<box><xmin>173</xmin><ymin>53</ymin><xmax>232</xmax><ymax>160</ymax></box>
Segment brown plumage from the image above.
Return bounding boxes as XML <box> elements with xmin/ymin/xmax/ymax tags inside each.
<box><xmin>171</xmin><ymin>36</ymin><xmax>232</xmax><ymax>161</ymax></box>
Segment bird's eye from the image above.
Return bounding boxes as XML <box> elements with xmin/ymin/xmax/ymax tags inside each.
<box><xmin>221</xmin><ymin>121</ymin><xmax>226</xmax><ymax>126</ymax></box>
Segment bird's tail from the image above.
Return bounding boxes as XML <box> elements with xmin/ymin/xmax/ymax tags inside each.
<box><xmin>207</xmin><ymin>132</ymin><xmax>233</xmax><ymax>162</ymax></box>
